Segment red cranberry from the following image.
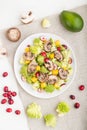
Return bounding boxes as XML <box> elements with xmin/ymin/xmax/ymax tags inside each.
<box><xmin>6</xmin><ymin>108</ymin><xmax>12</xmax><ymax>113</ymax></box>
<box><xmin>44</xmin><ymin>58</ymin><xmax>49</xmax><ymax>62</ymax></box>
<box><xmin>57</xmin><ymin>47</ymin><xmax>61</xmax><ymax>51</ymax></box>
<box><xmin>41</xmin><ymin>52</ymin><xmax>46</xmax><ymax>57</ymax></box>
<box><xmin>1</xmin><ymin>99</ymin><xmax>7</xmax><ymax>104</ymax></box>
<box><xmin>11</xmin><ymin>92</ymin><xmax>17</xmax><ymax>97</ymax></box>
<box><xmin>7</xmin><ymin>95</ymin><xmax>12</xmax><ymax>99</ymax></box>
<box><xmin>3</xmin><ymin>93</ymin><xmax>8</xmax><ymax>97</ymax></box>
<box><xmin>2</xmin><ymin>72</ymin><xmax>8</xmax><ymax>77</ymax></box>
<box><xmin>7</xmin><ymin>91</ymin><xmax>12</xmax><ymax>96</ymax></box>
<box><xmin>35</xmin><ymin>72</ymin><xmax>40</xmax><ymax>77</ymax></box>
<box><xmin>3</xmin><ymin>86</ymin><xmax>8</xmax><ymax>92</ymax></box>
<box><xmin>74</xmin><ymin>102</ymin><xmax>80</xmax><ymax>109</ymax></box>
<box><xmin>79</xmin><ymin>85</ymin><xmax>85</xmax><ymax>91</ymax></box>
<box><xmin>70</xmin><ymin>95</ymin><xmax>75</xmax><ymax>100</ymax></box>
<box><xmin>62</xmin><ymin>44</ymin><xmax>68</xmax><ymax>49</ymax></box>
<box><xmin>15</xmin><ymin>110</ymin><xmax>21</xmax><ymax>115</ymax></box>
<box><xmin>8</xmin><ymin>99</ymin><xmax>14</xmax><ymax>105</ymax></box>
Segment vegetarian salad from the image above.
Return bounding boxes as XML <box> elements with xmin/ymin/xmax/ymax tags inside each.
<box><xmin>20</xmin><ymin>36</ymin><xmax>73</xmax><ymax>93</ymax></box>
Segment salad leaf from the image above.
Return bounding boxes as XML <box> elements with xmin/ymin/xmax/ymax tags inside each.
<box><xmin>30</xmin><ymin>45</ymin><xmax>41</xmax><ymax>55</ymax></box>
<box><xmin>62</xmin><ymin>49</ymin><xmax>71</xmax><ymax>59</ymax></box>
<box><xmin>36</xmin><ymin>55</ymin><xmax>44</xmax><ymax>65</ymax></box>
<box><xmin>45</xmin><ymin>84</ymin><xmax>55</xmax><ymax>93</ymax></box>
<box><xmin>26</xmin><ymin>102</ymin><xmax>42</xmax><ymax>119</ymax></box>
<box><xmin>20</xmin><ymin>65</ymin><xmax>28</xmax><ymax>78</ymax></box>
<box><xmin>40</xmin><ymin>66</ymin><xmax>49</xmax><ymax>73</ymax></box>
<box><xmin>26</xmin><ymin>74</ymin><xmax>33</xmax><ymax>84</ymax></box>
<box><xmin>56</xmin><ymin>102</ymin><xmax>70</xmax><ymax>116</ymax></box>
<box><xmin>44</xmin><ymin>114</ymin><xmax>56</xmax><ymax>127</ymax></box>
<box><xmin>32</xmin><ymin>81</ymin><xmax>40</xmax><ymax>90</ymax></box>
<box><xmin>33</xmin><ymin>38</ymin><xmax>43</xmax><ymax>48</ymax></box>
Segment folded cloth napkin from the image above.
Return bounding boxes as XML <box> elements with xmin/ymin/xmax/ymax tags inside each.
<box><xmin>0</xmin><ymin>43</ymin><xmax>29</xmax><ymax>130</ymax></box>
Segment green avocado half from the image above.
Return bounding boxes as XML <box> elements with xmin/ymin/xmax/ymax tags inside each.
<box><xmin>60</xmin><ymin>10</ymin><xmax>84</xmax><ymax>32</ymax></box>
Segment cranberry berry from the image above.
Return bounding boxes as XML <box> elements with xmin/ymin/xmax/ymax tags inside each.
<box><xmin>70</xmin><ymin>95</ymin><xmax>75</xmax><ymax>100</ymax></box>
<box><xmin>44</xmin><ymin>58</ymin><xmax>49</xmax><ymax>62</ymax></box>
<box><xmin>1</xmin><ymin>99</ymin><xmax>7</xmax><ymax>104</ymax></box>
<box><xmin>6</xmin><ymin>108</ymin><xmax>12</xmax><ymax>113</ymax></box>
<box><xmin>2</xmin><ymin>72</ymin><xmax>8</xmax><ymax>77</ymax></box>
<box><xmin>79</xmin><ymin>85</ymin><xmax>85</xmax><ymax>91</ymax></box>
<box><xmin>15</xmin><ymin>110</ymin><xmax>21</xmax><ymax>115</ymax></box>
<box><xmin>74</xmin><ymin>102</ymin><xmax>80</xmax><ymax>109</ymax></box>
<box><xmin>3</xmin><ymin>86</ymin><xmax>8</xmax><ymax>92</ymax></box>
<box><xmin>8</xmin><ymin>99</ymin><xmax>14</xmax><ymax>105</ymax></box>
<box><xmin>11</xmin><ymin>92</ymin><xmax>17</xmax><ymax>97</ymax></box>
<box><xmin>41</xmin><ymin>52</ymin><xmax>46</xmax><ymax>57</ymax></box>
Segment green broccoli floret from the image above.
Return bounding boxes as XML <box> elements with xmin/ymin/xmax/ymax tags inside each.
<box><xmin>40</xmin><ymin>66</ymin><xmax>49</xmax><ymax>73</ymax></box>
<box><xmin>45</xmin><ymin>84</ymin><xmax>55</xmax><ymax>93</ymax></box>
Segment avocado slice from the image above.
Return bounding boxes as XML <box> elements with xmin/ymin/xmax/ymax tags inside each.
<box><xmin>60</xmin><ymin>10</ymin><xmax>84</xmax><ymax>32</ymax></box>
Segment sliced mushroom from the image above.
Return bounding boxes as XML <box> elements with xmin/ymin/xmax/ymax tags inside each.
<box><xmin>23</xmin><ymin>52</ymin><xmax>34</xmax><ymax>61</ymax></box>
<box><xmin>27</xmin><ymin>60</ymin><xmax>37</xmax><ymax>73</ymax></box>
<box><xmin>38</xmin><ymin>73</ymin><xmax>48</xmax><ymax>82</ymax></box>
<box><xmin>48</xmin><ymin>75</ymin><xmax>58</xmax><ymax>84</ymax></box>
<box><xmin>6</xmin><ymin>27</ymin><xmax>21</xmax><ymax>42</ymax></box>
<box><xmin>59</xmin><ymin>68</ymin><xmax>68</xmax><ymax>80</ymax></box>
<box><xmin>44</xmin><ymin>60</ymin><xmax>54</xmax><ymax>71</ymax></box>
<box><xmin>44</xmin><ymin>41</ymin><xmax>52</xmax><ymax>52</ymax></box>
<box><xmin>52</xmin><ymin>63</ymin><xmax>58</xmax><ymax>70</ymax></box>
<box><xmin>21</xmin><ymin>11</ymin><xmax>35</xmax><ymax>24</ymax></box>
<box><xmin>54</xmin><ymin>50</ymin><xmax>63</xmax><ymax>61</ymax></box>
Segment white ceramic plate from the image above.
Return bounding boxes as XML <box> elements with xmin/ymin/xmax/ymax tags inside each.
<box><xmin>14</xmin><ymin>33</ymin><xmax>76</xmax><ymax>99</ymax></box>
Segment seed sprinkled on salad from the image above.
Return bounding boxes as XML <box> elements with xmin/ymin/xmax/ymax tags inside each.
<box><xmin>20</xmin><ymin>36</ymin><xmax>73</xmax><ymax>93</ymax></box>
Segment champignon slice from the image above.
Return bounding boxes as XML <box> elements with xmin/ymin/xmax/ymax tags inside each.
<box><xmin>44</xmin><ymin>42</ymin><xmax>52</xmax><ymax>52</ymax></box>
<box><xmin>23</xmin><ymin>52</ymin><xmax>34</xmax><ymax>61</ymax></box>
<box><xmin>53</xmin><ymin>63</ymin><xmax>58</xmax><ymax>70</ymax></box>
<box><xmin>38</xmin><ymin>73</ymin><xmax>48</xmax><ymax>82</ymax></box>
<box><xmin>44</xmin><ymin>60</ymin><xmax>54</xmax><ymax>71</ymax></box>
<box><xmin>48</xmin><ymin>75</ymin><xmax>58</xmax><ymax>84</ymax></box>
<box><xmin>59</xmin><ymin>68</ymin><xmax>68</xmax><ymax>80</ymax></box>
<box><xmin>27</xmin><ymin>60</ymin><xmax>37</xmax><ymax>73</ymax></box>
<box><xmin>54</xmin><ymin>50</ymin><xmax>63</xmax><ymax>61</ymax></box>
<box><xmin>21</xmin><ymin>11</ymin><xmax>35</xmax><ymax>24</ymax></box>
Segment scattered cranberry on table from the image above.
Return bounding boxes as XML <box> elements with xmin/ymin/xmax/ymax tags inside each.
<box><xmin>2</xmin><ymin>72</ymin><xmax>8</xmax><ymax>77</ymax></box>
<box><xmin>3</xmin><ymin>86</ymin><xmax>9</xmax><ymax>92</ymax></box>
<box><xmin>70</xmin><ymin>95</ymin><xmax>75</xmax><ymax>100</ymax></box>
<box><xmin>74</xmin><ymin>102</ymin><xmax>80</xmax><ymax>109</ymax></box>
<box><xmin>15</xmin><ymin>110</ymin><xmax>21</xmax><ymax>115</ymax></box>
<box><xmin>11</xmin><ymin>92</ymin><xmax>17</xmax><ymax>97</ymax></box>
<box><xmin>3</xmin><ymin>93</ymin><xmax>8</xmax><ymax>97</ymax></box>
<box><xmin>6</xmin><ymin>108</ymin><xmax>12</xmax><ymax>113</ymax></box>
<box><xmin>79</xmin><ymin>85</ymin><xmax>85</xmax><ymax>91</ymax></box>
<box><xmin>1</xmin><ymin>99</ymin><xmax>7</xmax><ymax>104</ymax></box>
<box><xmin>8</xmin><ymin>99</ymin><xmax>14</xmax><ymax>105</ymax></box>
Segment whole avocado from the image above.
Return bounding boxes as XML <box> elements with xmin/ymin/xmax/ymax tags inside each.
<box><xmin>60</xmin><ymin>10</ymin><xmax>84</xmax><ymax>32</ymax></box>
